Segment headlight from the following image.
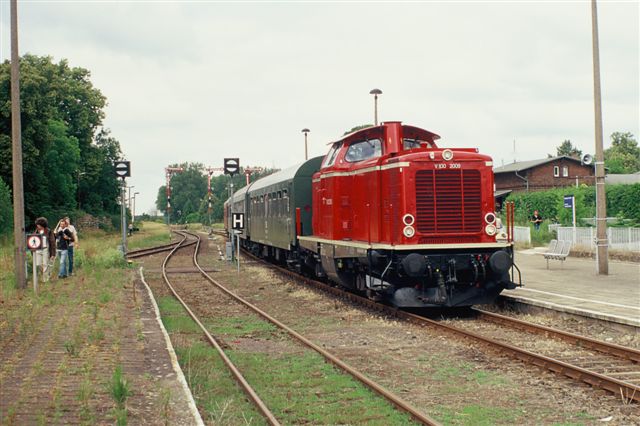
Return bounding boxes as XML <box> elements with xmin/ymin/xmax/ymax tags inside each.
<box><xmin>485</xmin><ymin>224</ymin><xmax>497</xmax><ymax>236</ymax></box>
<box><xmin>403</xmin><ymin>226</ymin><xmax>415</xmax><ymax>238</ymax></box>
<box><xmin>484</xmin><ymin>212</ymin><xmax>496</xmax><ymax>224</ymax></box>
<box><xmin>442</xmin><ymin>149</ymin><xmax>454</xmax><ymax>161</ymax></box>
<box><xmin>402</xmin><ymin>214</ymin><xmax>415</xmax><ymax>226</ymax></box>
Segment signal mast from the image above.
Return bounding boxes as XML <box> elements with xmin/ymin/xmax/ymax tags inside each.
<box><xmin>206</xmin><ymin>167</ymin><xmax>224</xmax><ymax>224</ymax></box>
<box><xmin>244</xmin><ymin>166</ymin><xmax>264</xmax><ymax>185</ymax></box>
<box><xmin>165</xmin><ymin>166</ymin><xmax>184</xmax><ymax>226</ymax></box>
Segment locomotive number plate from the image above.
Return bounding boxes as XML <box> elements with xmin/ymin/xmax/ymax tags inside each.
<box><xmin>435</xmin><ymin>163</ymin><xmax>461</xmax><ymax>169</ymax></box>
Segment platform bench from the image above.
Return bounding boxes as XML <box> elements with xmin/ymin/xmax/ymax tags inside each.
<box><xmin>543</xmin><ymin>239</ymin><xmax>572</xmax><ymax>269</ymax></box>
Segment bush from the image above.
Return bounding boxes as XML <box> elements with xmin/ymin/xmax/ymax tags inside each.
<box><xmin>0</xmin><ymin>177</ymin><xmax>13</xmax><ymax>236</ymax></box>
<box><xmin>607</xmin><ymin>184</ymin><xmax>640</xmax><ymax>226</ymax></box>
<box><xmin>505</xmin><ymin>184</ymin><xmax>638</xmax><ymax>227</ymax></box>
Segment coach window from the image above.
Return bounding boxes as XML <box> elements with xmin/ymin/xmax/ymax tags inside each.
<box><xmin>322</xmin><ymin>142</ymin><xmax>342</xmax><ymax>168</ymax></box>
<box><xmin>562</xmin><ymin>166</ymin><xmax>569</xmax><ymax>177</ymax></box>
<box><xmin>553</xmin><ymin>166</ymin><xmax>560</xmax><ymax>177</ymax></box>
<box><xmin>345</xmin><ymin>139</ymin><xmax>382</xmax><ymax>162</ymax></box>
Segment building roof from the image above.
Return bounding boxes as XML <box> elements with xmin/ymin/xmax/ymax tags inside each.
<box><xmin>493</xmin><ymin>156</ymin><xmax>582</xmax><ymax>174</ymax></box>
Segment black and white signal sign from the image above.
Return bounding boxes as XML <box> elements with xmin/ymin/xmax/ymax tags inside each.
<box><xmin>26</xmin><ymin>234</ymin><xmax>43</xmax><ymax>251</ymax></box>
<box><xmin>224</xmin><ymin>158</ymin><xmax>240</xmax><ymax>176</ymax></box>
<box><xmin>114</xmin><ymin>161</ymin><xmax>131</xmax><ymax>178</ymax></box>
<box><xmin>231</xmin><ymin>213</ymin><xmax>245</xmax><ymax>230</ymax></box>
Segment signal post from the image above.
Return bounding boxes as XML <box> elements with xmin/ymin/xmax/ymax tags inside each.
<box><xmin>114</xmin><ymin>161</ymin><xmax>131</xmax><ymax>255</ymax></box>
<box><xmin>224</xmin><ymin>158</ymin><xmax>240</xmax><ymax>261</ymax></box>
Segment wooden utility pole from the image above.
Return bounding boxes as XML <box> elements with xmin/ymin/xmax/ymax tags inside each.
<box><xmin>591</xmin><ymin>0</ymin><xmax>609</xmax><ymax>274</ymax></box>
<box><xmin>11</xmin><ymin>0</ymin><xmax>26</xmax><ymax>289</ymax></box>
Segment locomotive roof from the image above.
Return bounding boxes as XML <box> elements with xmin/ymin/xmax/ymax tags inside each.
<box><xmin>247</xmin><ymin>156</ymin><xmax>324</xmax><ymax>194</ymax></box>
<box><xmin>332</xmin><ymin>122</ymin><xmax>441</xmax><ymax>145</ymax></box>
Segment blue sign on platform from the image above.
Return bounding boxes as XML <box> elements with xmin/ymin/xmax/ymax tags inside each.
<box><xmin>563</xmin><ymin>195</ymin><xmax>574</xmax><ymax>208</ymax></box>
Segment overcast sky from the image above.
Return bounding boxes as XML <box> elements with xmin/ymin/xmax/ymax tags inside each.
<box><xmin>1</xmin><ymin>1</ymin><xmax>638</xmax><ymax>214</ymax></box>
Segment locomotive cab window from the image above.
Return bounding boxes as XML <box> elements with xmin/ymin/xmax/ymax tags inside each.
<box><xmin>322</xmin><ymin>142</ymin><xmax>342</xmax><ymax>168</ymax></box>
<box><xmin>345</xmin><ymin>139</ymin><xmax>382</xmax><ymax>162</ymax></box>
<box><xmin>403</xmin><ymin>138</ymin><xmax>431</xmax><ymax>150</ymax></box>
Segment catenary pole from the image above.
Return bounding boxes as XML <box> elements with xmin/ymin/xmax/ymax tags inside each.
<box><xmin>10</xmin><ymin>0</ymin><xmax>26</xmax><ymax>289</ymax></box>
<box><xmin>591</xmin><ymin>0</ymin><xmax>608</xmax><ymax>274</ymax></box>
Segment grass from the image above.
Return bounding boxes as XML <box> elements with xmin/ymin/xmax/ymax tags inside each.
<box><xmin>205</xmin><ymin>315</ymin><xmax>279</xmax><ymax>338</ymax></box>
<box><xmin>127</xmin><ymin>221</ymin><xmax>171</xmax><ymax>250</ymax></box>
<box><xmin>158</xmin><ymin>296</ymin><xmax>417</xmax><ymax>425</ymax></box>
<box><xmin>227</xmin><ymin>351</ymin><xmax>417</xmax><ymax>425</ymax></box>
<box><xmin>0</xmin><ymin>225</ymin><xmax>155</xmax><ymax>423</ymax></box>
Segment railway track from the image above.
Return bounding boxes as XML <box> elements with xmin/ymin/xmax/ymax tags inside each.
<box><xmin>219</xmin><ymin>232</ymin><xmax>640</xmax><ymax>404</ymax></box>
<box><xmin>126</xmin><ymin>240</ymin><xmax>195</xmax><ymax>258</ymax></box>
<box><xmin>157</xmin><ymin>231</ymin><xmax>441</xmax><ymax>425</ymax></box>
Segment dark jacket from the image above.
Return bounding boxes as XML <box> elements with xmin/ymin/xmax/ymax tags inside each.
<box><xmin>56</xmin><ymin>229</ymin><xmax>73</xmax><ymax>250</ymax></box>
<box><xmin>44</xmin><ymin>228</ymin><xmax>56</xmax><ymax>258</ymax></box>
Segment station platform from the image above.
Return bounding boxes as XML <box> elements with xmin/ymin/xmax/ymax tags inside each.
<box><xmin>501</xmin><ymin>248</ymin><xmax>640</xmax><ymax>327</ymax></box>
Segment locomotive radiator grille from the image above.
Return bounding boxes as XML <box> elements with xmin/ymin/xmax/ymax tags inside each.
<box><xmin>415</xmin><ymin>169</ymin><xmax>482</xmax><ymax>234</ymax></box>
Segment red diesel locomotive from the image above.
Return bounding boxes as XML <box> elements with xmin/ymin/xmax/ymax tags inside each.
<box><xmin>227</xmin><ymin>121</ymin><xmax>519</xmax><ymax>308</ymax></box>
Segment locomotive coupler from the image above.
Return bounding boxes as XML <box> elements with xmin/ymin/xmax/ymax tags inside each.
<box><xmin>417</xmin><ymin>270</ymin><xmax>447</xmax><ymax>304</ymax></box>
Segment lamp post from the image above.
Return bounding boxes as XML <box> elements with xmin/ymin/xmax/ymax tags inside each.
<box><xmin>301</xmin><ymin>128</ymin><xmax>310</xmax><ymax>160</ymax></box>
<box><xmin>369</xmin><ymin>88</ymin><xmax>382</xmax><ymax>126</ymax></box>
<box><xmin>590</xmin><ymin>0</ymin><xmax>608</xmax><ymax>274</ymax></box>
<box><xmin>76</xmin><ymin>171</ymin><xmax>86</xmax><ymax>210</ymax></box>
<box><xmin>132</xmin><ymin>192</ymin><xmax>139</xmax><ymax>223</ymax></box>
<box><xmin>127</xmin><ymin>185</ymin><xmax>135</xmax><ymax>209</ymax></box>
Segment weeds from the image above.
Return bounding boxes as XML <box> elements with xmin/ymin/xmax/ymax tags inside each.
<box><xmin>109</xmin><ymin>365</ymin><xmax>132</xmax><ymax>408</ymax></box>
<box><xmin>64</xmin><ymin>340</ymin><xmax>79</xmax><ymax>357</ymax></box>
<box><xmin>159</xmin><ymin>387</ymin><xmax>172</xmax><ymax>425</ymax></box>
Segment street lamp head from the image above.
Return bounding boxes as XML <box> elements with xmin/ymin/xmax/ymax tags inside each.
<box><xmin>301</xmin><ymin>128</ymin><xmax>310</xmax><ymax>134</ymax></box>
<box><xmin>369</xmin><ymin>88</ymin><xmax>382</xmax><ymax>95</ymax></box>
<box><xmin>134</xmin><ymin>192</ymin><xmax>140</xmax><ymax>196</ymax></box>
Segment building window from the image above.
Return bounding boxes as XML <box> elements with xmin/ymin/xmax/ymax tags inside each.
<box><xmin>562</xmin><ymin>166</ymin><xmax>569</xmax><ymax>177</ymax></box>
<box><xmin>553</xmin><ymin>166</ymin><xmax>559</xmax><ymax>177</ymax></box>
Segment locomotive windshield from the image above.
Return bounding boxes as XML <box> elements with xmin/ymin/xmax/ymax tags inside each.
<box><xmin>403</xmin><ymin>138</ymin><xmax>432</xmax><ymax>150</ymax></box>
<box><xmin>322</xmin><ymin>142</ymin><xmax>342</xmax><ymax>168</ymax></box>
<box><xmin>345</xmin><ymin>139</ymin><xmax>382</xmax><ymax>162</ymax></box>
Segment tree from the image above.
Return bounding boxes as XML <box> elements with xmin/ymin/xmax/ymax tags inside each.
<box><xmin>0</xmin><ymin>55</ymin><xmax>120</xmax><ymax>225</ymax></box>
<box><xmin>156</xmin><ymin>163</ymin><xmax>207</xmax><ymax>223</ymax></box>
<box><xmin>604</xmin><ymin>132</ymin><xmax>640</xmax><ymax>174</ymax></box>
<box><xmin>343</xmin><ymin>124</ymin><xmax>374</xmax><ymax>136</ymax></box>
<box><xmin>556</xmin><ymin>140</ymin><xmax>582</xmax><ymax>158</ymax></box>
<box><xmin>156</xmin><ymin>165</ymin><xmax>279</xmax><ymax>223</ymax></box>
<box><xmin>0</xmin><ymin>177</ymin><xmax>12</xmax><ymax>235</ymax></box>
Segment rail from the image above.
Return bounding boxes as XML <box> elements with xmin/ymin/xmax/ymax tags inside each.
<box><xmin>228</xmin><ymin>235</ymin><xmax>640</xmax><ymax>403</ymax></box>
<box><xmin>183</xmin><ymin>231</ymin><xmax>441</xmax><ymax>426</ymax></box>
<box><xmin>161</xmin><ymin>232</ymin><xmax>281</xmax><ymax>425</ymax></box>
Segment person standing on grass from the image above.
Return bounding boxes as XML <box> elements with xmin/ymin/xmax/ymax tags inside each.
<box><xmin>55</xmin><ymin>219</ymin><xmax>74</xmax><ymax>279</ymax></box>
<box><xmin>35</xmin><ymin>217</ymin><xmax>56</xmax><ymax>282</ymax></box>
<box><xmin>64</xmin><ymin>216</ymin><xmax>78</xmax><ymax>276</ymax></box>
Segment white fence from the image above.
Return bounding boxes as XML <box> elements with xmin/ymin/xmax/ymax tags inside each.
<box><xmin>556</xmin><ymin>226</ymin><xmax>640</xmax><ymax>252</ymax></box>
<box><xmin>513</xmin><ymin>226</ymin><xmax>531</xmax><ymax>245</ymax></box>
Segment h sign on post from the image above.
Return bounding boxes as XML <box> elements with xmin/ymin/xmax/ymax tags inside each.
<box><xmin>564</xmin><ymin>194</ymin><xmax>577</xmax><ymax>229</ymax></box>
<box><xmin>232</xmin><ymin>213</ymin><xmax>244</xmax><ymax>230</ymax></box>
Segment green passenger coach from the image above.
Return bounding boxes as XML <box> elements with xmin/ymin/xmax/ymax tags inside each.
<box><xmin>238</xmin><ymin>156</ymin><xmax>322</xmax><ymax>260</ymax></box>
